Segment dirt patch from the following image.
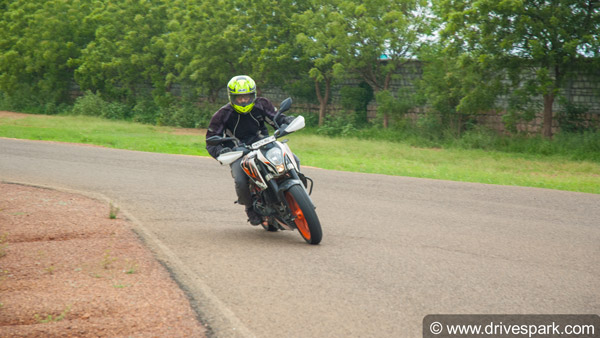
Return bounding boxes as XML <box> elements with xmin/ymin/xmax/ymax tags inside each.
<box><xmin>0</xmin><ymin>111</ymin><xmax>48</xmax><ymax>119</ymax></box>
<box><xmin>0</xmin><ymin>182</ymin><xmax>206</xmax><ymax>337</ymax></box>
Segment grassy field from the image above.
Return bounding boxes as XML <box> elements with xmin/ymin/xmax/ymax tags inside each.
<box><xmin>1</xmin><ymin>112</ymin><xmax>599</xmax><ymax>194</ymax></box>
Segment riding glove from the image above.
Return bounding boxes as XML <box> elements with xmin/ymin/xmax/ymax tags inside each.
<box><xmin>283</xmin><ymin>115</ymin><xmax>295</xmax><ymax>124</ymax></box>
<box><xmin>233</xmin><ymin>146</ymin><xmax>251</xmax><ymax>155</ymax></box>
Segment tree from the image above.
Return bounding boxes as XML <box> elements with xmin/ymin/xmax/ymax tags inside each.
<box><xmin>336</xmin><ymin>0</ymin><xmax>428</xmax><ymax>127</ymax></box>
<box><xmin>0</xmin><ymin>0</ymin><xmax>96</xmax><ymax>107</ymax></box>
<box><xmin>238</xmin><ymin>0</ymin><xmax>310</xmax><ymax>87</ymax></box>
<box><xmin>438</xmin><ymin>0</ymin><xmax>600</xmax><ymax>138</ymax></box>
<box><xmin>417</xmin><ymin>45</ymin><xmax>502</xmax><ymax>135</ymax></box>
<box><xmin>73</xmin><ymin>0</ymin><xmax>169</xmax><ymax>104</ymax></box>
<box><xmin>295</xmin><ymin>0</ymin><xmax>347</xmax><ymax>126</ymax></box>
<box><xmin>164</xmin><ymin>0</ymin><xmax>254</xmax><ymax>102</ymax></box>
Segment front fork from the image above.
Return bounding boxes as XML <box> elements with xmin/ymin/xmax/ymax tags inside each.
<box><xmin>252</xmin><ymin>168</ymin><xmax>315</xmax><ymax>228</ymax></box>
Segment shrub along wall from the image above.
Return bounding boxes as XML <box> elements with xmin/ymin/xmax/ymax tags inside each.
<box><xmin>259</xmin><ymin>63</ymin><xmax>600</xmax><ymax>134</ymax></box>
<box><xmin>63</xmin><ymin>62</ymin><xmax>599</xmax><ymax>133</ymax></box>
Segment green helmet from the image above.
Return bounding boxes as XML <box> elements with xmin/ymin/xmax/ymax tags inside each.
<box><xmin>227</xmin><ymin>75</ymin><xmax>257</xmax><ymax>114</ymax></box>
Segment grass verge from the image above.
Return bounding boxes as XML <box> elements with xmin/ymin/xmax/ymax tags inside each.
<box><xmin>1</xmin><ymin>113</ymin><xmax>598</xmax><ymax>194</ymax></box>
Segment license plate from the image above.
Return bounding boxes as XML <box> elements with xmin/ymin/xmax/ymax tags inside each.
<box><xmin>251</xmin><ymin>136</ymin><xmax>276</xmax><ymax>149</ymax></box>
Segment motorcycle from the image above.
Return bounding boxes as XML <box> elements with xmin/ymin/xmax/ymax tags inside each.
<box><xmin>206</xmin><ymin>97</ymin><xmax>323</xmax><ymax>245</ymax></box>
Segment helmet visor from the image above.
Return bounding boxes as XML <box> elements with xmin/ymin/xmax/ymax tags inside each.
<box><xmin>231</xmin><ymin>93</ymin><xmax>256</xmax><ymax>107</ymax></box>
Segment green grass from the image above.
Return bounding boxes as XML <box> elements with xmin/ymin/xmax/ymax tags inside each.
<box><xmin>291</xmin><ymin>134</ymin><xmax>600</xmax><ymax>194</ymax></box>
<box><xmin>0</xmin><ymin>114</ymin><xmax>208</xmax><ymax>156</ymax></box>
<box><xmin>1</xmin><ymin>113</ymin><xmax>599</xmax><ymax>194</ymax></box>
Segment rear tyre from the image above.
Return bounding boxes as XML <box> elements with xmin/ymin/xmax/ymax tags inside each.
<box><xmin>284</xmin><ymin>185</ymin><xmax>322</xmax><ymax>245</ymax></box>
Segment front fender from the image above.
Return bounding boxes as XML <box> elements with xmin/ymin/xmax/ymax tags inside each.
<box><xmin>276</xmin><ymin>179</ymin><xmax>315</xmax><ymax>209</ymax></box>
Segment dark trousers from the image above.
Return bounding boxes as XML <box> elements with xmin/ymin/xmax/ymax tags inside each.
<box><xmin>230</xmin><ymin>158</ymin><xmax>252</xmax><ymax>208</ymax></box>
<box><xmin>230</xmin><ymin>155</ymin><xmax>301</xmax><ymax>209</ymax></box>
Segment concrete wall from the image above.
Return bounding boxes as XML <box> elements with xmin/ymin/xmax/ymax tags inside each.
<box><xmin>261</xmin><ymin>62</ymin><xmax>600</xmax><ymax>133</ymax></box>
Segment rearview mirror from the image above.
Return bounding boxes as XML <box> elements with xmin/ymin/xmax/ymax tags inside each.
<box><xmin>279</xmin><ymin>97</ymin><xmax>292</xmax><ymax>114</ymax></box>
<box><xmin>273</xmin><ymin>97</ymin><xmax>293</xmax><ymax>128</ymax></box>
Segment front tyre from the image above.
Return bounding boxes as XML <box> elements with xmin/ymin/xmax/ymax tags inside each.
<box><xmin>284</xmin><ymin>185</ymin><xmax>322</xmax><ymax>245</ymax></box>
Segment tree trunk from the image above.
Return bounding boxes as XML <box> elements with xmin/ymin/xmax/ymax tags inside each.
<box><xmin>542</xmin><ymin>93</ymin><xmax>554</xmax><ymax>139</ymax></box>
<box><xmin>374</xmin><ymin>88</ymin><xmax>389</xmax><ymax>128</ymax></box>
<box><xmin>381</xmin><ymin>72</ymin><xmax>393</xmax><ymax>129</ymax></box>
<box><xmin>315</xmin><ymin>78</ymin><xmax>331</xmax><ymax>127</ymax></box>
<box><xmin>319</xmin><ymin>101</ymin><xmax>326</xmax><ymax>126</ymax></box>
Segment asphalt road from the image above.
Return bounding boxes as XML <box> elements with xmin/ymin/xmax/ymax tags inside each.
<box><xmin>1</xmin><ymin>138</ymin><xmax>599</xmax><ymax>337</ymax></box>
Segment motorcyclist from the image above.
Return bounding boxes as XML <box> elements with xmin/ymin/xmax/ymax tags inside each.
<box><xmin>206</xmin><ymin>75</ymin><xmax>296</xmax><ymax>225</ymax></box>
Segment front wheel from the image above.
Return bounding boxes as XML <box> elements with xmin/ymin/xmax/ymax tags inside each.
<box><xmin>284</xmin><ymin>185</ymin><xmax>322</xmax><ymax>245</ymax></box>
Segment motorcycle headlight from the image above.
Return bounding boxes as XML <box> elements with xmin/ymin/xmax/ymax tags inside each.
<box><xmin>265</xmin><ymin>147</ymin><xmax>285</xmax><ymax>173</ymax></box>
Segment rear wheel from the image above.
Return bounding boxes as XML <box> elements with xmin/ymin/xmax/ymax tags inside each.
<box><xmin>284</xmin><ymin>185</ymin><xmax>322</xmax><ymax>245</ymax></box>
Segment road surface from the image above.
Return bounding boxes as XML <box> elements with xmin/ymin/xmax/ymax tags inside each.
<box><xmin>1</xmin><ymin>138</ymin><xmax>599</xmax><ymax>337</ymax></box>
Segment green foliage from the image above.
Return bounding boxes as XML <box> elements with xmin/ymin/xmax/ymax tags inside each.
<box><xmin>316</xmin><ymin>114</ymin><xmax>358</xmax><ymax>137</ymax></box>
<box><xmin>74</xmin><ymin>0</ymin><xmax>169</xmax><ymax>105</ymax></box>
<box><xmin>416</xmin><ymin>46</ymin><xmax>502</xmax><ymax>135</ymax></box>
<box><xmin>0</xmin><ymin>0</ymin><xmax>598</xmax><ymax>142</ymax></box>
<box><xmin>131</xmin><ymin>98</ymin><xmax>162</xmax><ymax>125</ymax></box>
<box><xmin>34</xmin><ymin>305</ymin><xmax>71</xmax><ymax>323</ymax></box>
<box><xmin>71</xmin><ymin>91</ymin><xmax>107</xmax><ymax>117</ymax></box>
<box><xmin>415</xmin><ymin>113</ymin><xmax>445</xmax><ymax>142</ymax></box>
<box><xmin>70</xmin><ymin>90</ymin><xmax>216</xmax><ymax>128</ymax></box>
<box><xmin>502</xmin><ymin>81</ymin><xmax>543</xmax><ymax>133</ymax></box>
<box><xmin>71</xmin><ymin>91</ymin><xmax>129</xmax><ymax>120</ymax></box>
<box><xmin>436</xmin><ymin>0</ymin><xmax>600</xmax><ymax>137</ymax></box>
<box><xmin>283</xmin><ymin>77</ymin><xmax>318</xmax><ymax>103</ymax></box>
<box><xmin>556</xmin><ymin>100</ymin><xmax>595</xmax><ymax>133</ymax></box>
<box><xmin>375</xmin><ymin>87</ymin><xmax>414</xmax><ymax>123</ymax></box>
<box><xmin>450</xmin><ymin>128</ymin><xmax>600</xmax><ymax>162</ymax></box>
<box><xmin>157</xmin><ymin>102</ymin><xmax>216</xmax><ymax>128</ymax></box>
<box><xmin>0</xmin><ymin>1</ymin><xmax>96</xmax><ymax>106</ymax></box>
<box><xmin>340</xmin><ymin>82</ymin><xmax>374</xmax><ymax>125</ymax></box>
<box><xmin>165</xmin><ymin>0</ymin><xmax>237</xmax><ymax>101</ymax></box>
<box><xmin>76</xmin><ymin>91</ymin><xmax>129</xmax><ymax>120</ymax></box>
<box><xmin>335</xmin><ymin>0</ymin><xmax>427</xmax><ymax>94</ymax></box>
<box><xmin>294</xmin><ymin>0</ymin><xmax>347</xmax><ymax>124</ymax></box>
<box><xmin>0</xmin><ymin>234</ymin><xmax>7</xmax><ymax>258</ymax></box>
<box><xmin>109</xmin><ymin>203</ymin><xmax>120</xmax><ymax>220</ymax></box>
<box><xmin>241</xmin><ymin>0</ymin><xmax>311</xmax><ymax>86</ymax></box>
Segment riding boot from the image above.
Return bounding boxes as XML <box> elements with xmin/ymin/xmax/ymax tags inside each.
<box><xmin>245</xmin><ymin>206</ymin><xmax>261</xmax><ymax>226</ymax></box>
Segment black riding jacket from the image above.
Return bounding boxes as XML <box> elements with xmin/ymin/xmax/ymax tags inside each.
<box><xmin>205</xmin><ymin>97</ymin><xmax>290</xmax><ymax>159</ymax></box>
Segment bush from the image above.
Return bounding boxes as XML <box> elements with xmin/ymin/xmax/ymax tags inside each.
<box><xmin>0</xmin><ymin>89</ymin><xmax>51</xmax><ymax>114</ymax></box>
<box><xmin>553</xmin><ymin>131</ymin><xmax>600</xmax><ymax>162</ymax></box>
<box><xmin>557</xmin><ymin>100</ymin><xmax>594</xmax><ymax>133</ymax></box>
<box><xmin>102</xmin><ymin>102</ymin><xmax>130</xmax><ymax>120</ymax></box>
<box><xmin>452</xmin><ymin>125</ymin><xmax>500</xmax><ymax>150</ymax></box>
<box><xmin>316</xmin><ymin>113</ymin><xmax>358</xmax><ymax>137</ymax></box>
<box><xmin>71</xmin><ymin>91</ymin><xmax>130</xmax><ymax>120</ymax></box>
<box><xmin>415</xmin><ymin>113</ymin><xmax>444</xmax><ymax>142</ymax></box>
<box><xmin>156</xmin><ymin>102</ymin><xmax>217</xmax><ymax>128</ymax></box>
<box><xmin>71</xmin><ymin>91</ymin><xmax>108</xmax><ymax>117</ymax></box>
<box><xmin>340</xmin><ymin>82</ymin><xmax>373</xmax><ymax>126</ymax></box>
<box><xmin>42</xmin><ymin>102</ymin><xmax>71</xmax><ymax>115</ymax></box>
<box><xmin>132</xmin><ymin>99</ymin><xmax>161</xmax><ymax>125</ymax></box>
